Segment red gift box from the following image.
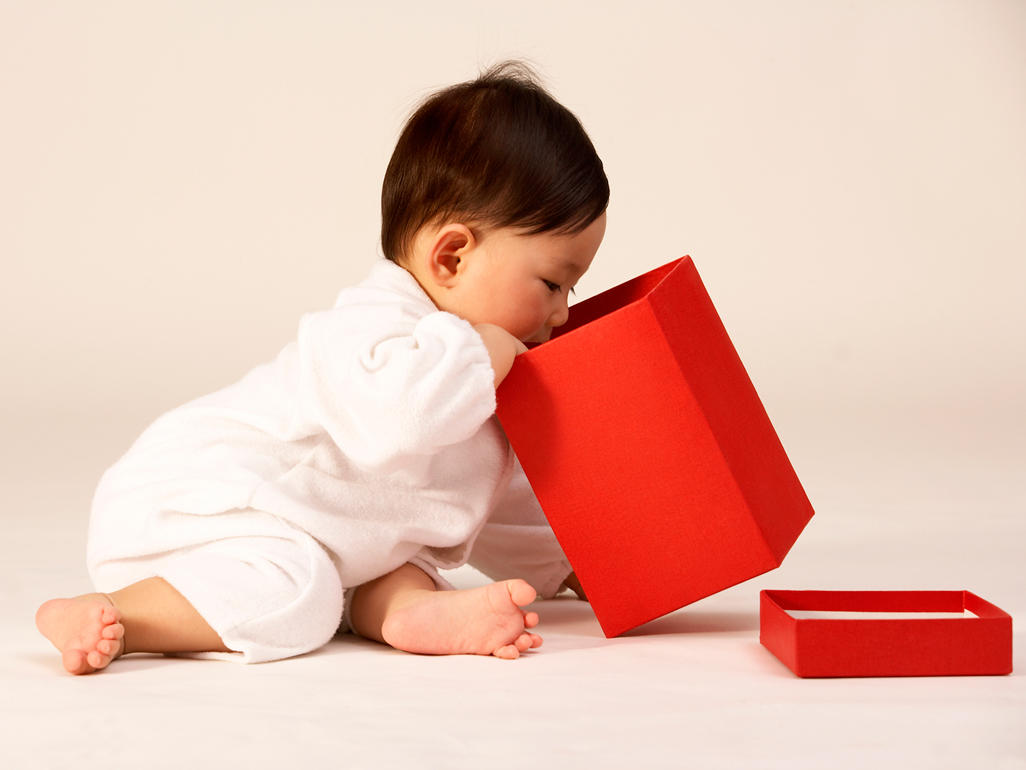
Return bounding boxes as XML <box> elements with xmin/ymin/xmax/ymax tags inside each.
<box><xmin>759</xmin><ymin>589</ymin><xmax>1013</xmax><ymax>677</ymax></box>
<box><xmin>496</xmin><ymin>257</ymin><xmax>814</xmax><ymax>637</ymax></box>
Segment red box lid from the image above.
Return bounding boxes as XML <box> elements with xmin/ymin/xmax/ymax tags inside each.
<box><xmin>760</xmin><ymin>589</ymin><xmax>1013</xmax><ymax>677</ymax></box>
<box><xmin>497</xmin><ymin>257</ymin><xmax>815</xmax><ymax>636</ymax></box>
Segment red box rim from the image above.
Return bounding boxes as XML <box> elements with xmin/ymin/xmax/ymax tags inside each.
<box><xmin>761</xmin><ymin>589</ymin><xmax>1011</xmax><ymax>620</ymax></box>
<box><xmin>526</xmin><ymin>257</ymin><xmax>685</xmax><ymax>352</ymax></box>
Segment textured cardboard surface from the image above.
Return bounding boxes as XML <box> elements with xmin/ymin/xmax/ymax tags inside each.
<box><xmin>497</xmin><ymin>257</ymin><xmax>815</xmax><ymax>636</ymax></box>
<box><xmin>760</xmin><ymin>590</ymin><xmax>1014</xmax><ymax>677</ymax></box>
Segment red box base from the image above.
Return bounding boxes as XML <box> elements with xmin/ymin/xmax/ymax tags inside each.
<box><xmin>760</xmin><ymin>590</ymin><xmax>1013</xmax><ymax>678</ymax></box>
<box><xmin>497</xmin><ymin>257</ymin><xmax>814</xmax><ymax>637</ymax></box>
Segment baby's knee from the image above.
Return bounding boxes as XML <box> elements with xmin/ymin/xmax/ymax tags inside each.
<box><xmin>88</xmin><ymin>509</ymin><xmax>347</xmax><ymax>663</ymax></box>
<box><xmin>224</xmin><ymin>541</ymin><xmax>345</xmax><ymax>662</ymax></box>
<box><xmin>116</xmin><ymin>533</ymin><xmax>345</xmax><ymax>663</ymax></box>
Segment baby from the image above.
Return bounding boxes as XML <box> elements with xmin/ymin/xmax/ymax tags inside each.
<box><xmin>36</xmin><ymin>61</ymin><xmax>608</xmax><ymax>673</ymax></box>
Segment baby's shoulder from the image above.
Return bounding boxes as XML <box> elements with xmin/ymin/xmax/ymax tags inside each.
<box><xmin>321</xmin><ymin>283</ymin><xmax>427</xmax><ymax>329</ymax></box>
<box><xmin>321</xmin><ymin>262</ymin><xmax>434</xmax><ymax>327</ymax></box>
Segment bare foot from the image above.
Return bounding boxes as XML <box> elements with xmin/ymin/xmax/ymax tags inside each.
<box><xmin>381</xmin><ymin>579</ymin><xmax>543</xmax><ymax>660</ymax></box>
<box><xmin>36</xmin><ymin>594</ymin><xmax>125</xmax><ymax>675</ymax></box>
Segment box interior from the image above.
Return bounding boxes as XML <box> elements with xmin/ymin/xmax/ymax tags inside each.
<box><xmin>786</xmin><ymin>610</ymin><xmax>979</xmax><ymax>620</ymax></box>
<box><xmin>553</xmin><ymin>258</ymin><xmax>682</xmax><ymax>339</ymax></box>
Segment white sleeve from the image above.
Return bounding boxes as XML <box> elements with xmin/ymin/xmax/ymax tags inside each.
<box><xmin>467</xmin><ymin>455</ymin><xmax>573</xmax><ymax>599</ymax></box>
<box><xmin>296</xmin><ymin>305</ymin><xmax>497</xmax><ymax>470</ymax></box>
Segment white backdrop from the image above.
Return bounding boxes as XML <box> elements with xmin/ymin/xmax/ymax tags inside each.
<box><xmin>4</xmin><ymin>0</ymin><xmax>1024</xmax><ymax>421</ymax></box>
<box><xmin>2</xmin><ymin>2</ymin><xmax>1023</xmax><ymax>768</ymax></box>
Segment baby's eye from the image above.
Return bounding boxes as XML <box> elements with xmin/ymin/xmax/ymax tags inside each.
<box><xmin>543</xmin><ymin>280</ymin><xmax>561</xmax><ymax>293</ymax></box>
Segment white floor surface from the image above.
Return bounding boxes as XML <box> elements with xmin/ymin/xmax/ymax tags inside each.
<box><xmin>2</xmin><ymin>403</ymin><xmax>1023</xmax><ymax>770</ymax></box>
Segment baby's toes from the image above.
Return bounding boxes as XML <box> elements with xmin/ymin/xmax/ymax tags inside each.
<box><xmin>101</xmin><ymin>623</ymin><xmax>124</xmax><ymax>641</ymax></box>
<box><xmin>493</xmin><ymin>644</ymin><xmax>520</xmax><ymax>660</ymax></box>
<box><xmin>86</xmin><ymin>647</ymin><xmax>116</xmax><ymax>670</ymax></box>
<box><xmin>62</xmin><ymin>648</ymin><xmax>93</xmax><ymax>675</ymax></box>
<box><xmin>523</xmin><ymin>611</ymin><xmax>539</xmax><ymax>629</ymax></box>
<box><xmin>505</xmin><ymin>580</ymin><xmax>537</xmax><ymax>608</ymax></box>
<box><xmin>97</xmin><ymin>639</ymin><xmax>120</xmax><ymax>657</ymax></box>
<box><xmin>514</xmin><ymin>633</ymin><xmax>534</xmax><ymax>653</ymax></box>
<box><xmin>86</xmin><ymin>649</ymin><xmax>105</xmax><ymax>669</ymax></box>
<box><xmin>100</xmin><ymin>605</ymin><xmax>119</xmax><ymax>625</ymax></box>
<box><xmin>514</xmin><ymin>631</ymin><xmax>542</xmax><ymax>651</ymax></box>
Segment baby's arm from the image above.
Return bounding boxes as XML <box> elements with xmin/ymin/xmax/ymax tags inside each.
<box><xmin>473</xmin><ymin>323</ymin><xmax>528</xmax><ymax>388</ymax></box>
<box><xmin>297</xmin><ymin>307</ymin><xmax>506</xmax><ymax>465</ymax></box>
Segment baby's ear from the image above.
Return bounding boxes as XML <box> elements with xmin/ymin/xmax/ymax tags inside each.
<box><xmin>426</xmin><ymin>224</ymin><xmax>475</xmax><ymax>287</ymax></box>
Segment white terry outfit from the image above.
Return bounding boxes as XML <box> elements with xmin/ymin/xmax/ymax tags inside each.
<box><xmin>87</xmin><ymin>259</ymin><xmax>572</xmax><ymax>663</ymax></box>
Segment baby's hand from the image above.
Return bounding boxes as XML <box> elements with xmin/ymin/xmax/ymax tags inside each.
<box><xmin>474</xmin><ymin>323</ymin><xmax>527</xmax><ymax>388</ymax></box>
<box><xmin>563</xmin><ymin>572</ymin><xmax>587</xmax><ymax>601</ymax></box>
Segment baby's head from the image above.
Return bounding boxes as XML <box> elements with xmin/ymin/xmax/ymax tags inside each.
<box><xmin>382</xmin><ymin>62</ymin><xmax>608</xmax><ymax>343</ymax></box>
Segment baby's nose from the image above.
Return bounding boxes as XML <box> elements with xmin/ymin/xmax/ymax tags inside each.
<box><xmin>550</xmin><ymin>301</ymin><xmax>570</xmax><ymax>328</ymax></box>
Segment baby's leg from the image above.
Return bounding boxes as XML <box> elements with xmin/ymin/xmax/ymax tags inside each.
<box><xmin>349</xmin><ymin>564</ymin><xmax>543</xmax><ymax>659</ymax></box>
<box><xmin>35</xmin><ymin>577</ymin><xmax>231</xmax><ymax>675</ymax></box>
<box><xmin>77</xmin><ymin>511</ymin><xmax>343</xmax><ymax>669</ymax></box>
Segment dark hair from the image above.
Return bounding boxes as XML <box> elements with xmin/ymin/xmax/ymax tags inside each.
<box><xmin>381</xmin><ymin>61</ymin><xmax>609</xmax><ymax>263</ymax></box>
